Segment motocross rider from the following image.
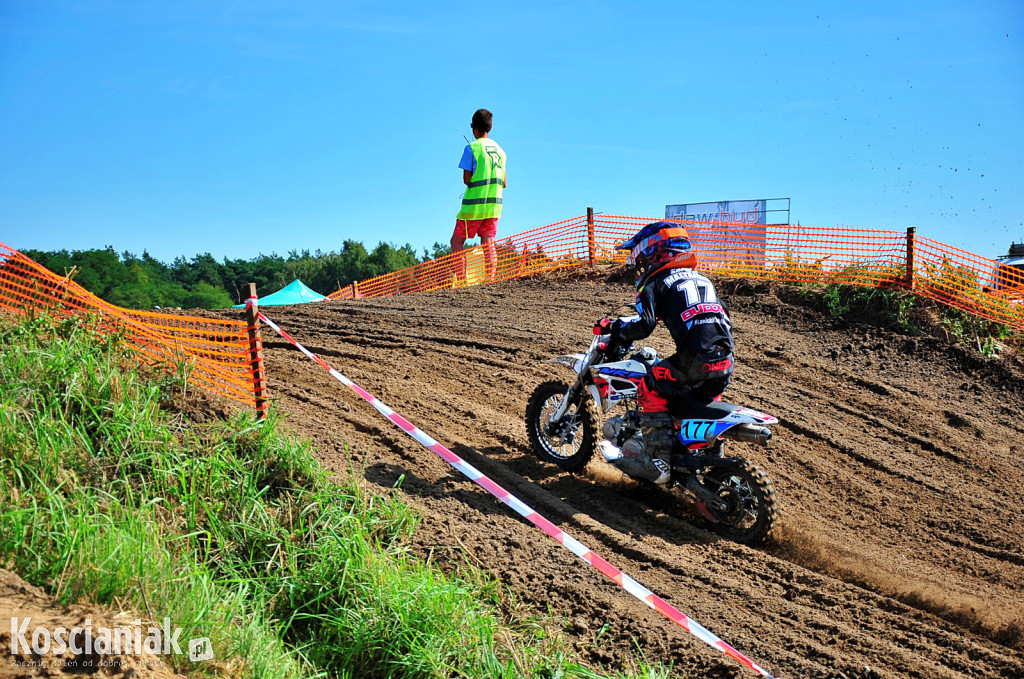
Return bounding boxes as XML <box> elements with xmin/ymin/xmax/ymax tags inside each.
<box><xmin>595</xmin><ymin>221</ymin><xmax>735</xmax><ymax>484</ymax></box>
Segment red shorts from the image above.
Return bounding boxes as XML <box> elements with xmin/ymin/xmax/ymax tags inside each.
<box><xmin>454</xmin><ymin>217</ymin><xmax>498</xmax><ymax>240</ymax></box>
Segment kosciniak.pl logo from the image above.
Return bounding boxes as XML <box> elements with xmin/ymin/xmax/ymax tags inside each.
<box><xmin>9</xmin><ymin>617</ymin><xmax>214</xmax><ymax>663</ymax></box>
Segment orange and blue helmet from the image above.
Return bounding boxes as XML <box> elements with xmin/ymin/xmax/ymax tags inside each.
<box><xmin>615</xmin><ymin>221</ymin><xmax>697</xmax><ymax>289</ymax></box>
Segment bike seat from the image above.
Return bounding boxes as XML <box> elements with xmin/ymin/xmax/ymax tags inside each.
<box><xmin>670</xmin><ymin>397</ymin><xmax>742</xmax><ymax>421</ymax></box>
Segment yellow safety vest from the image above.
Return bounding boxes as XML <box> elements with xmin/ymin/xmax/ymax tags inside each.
<box><xmin>457</xmin><ymin>138</ymin><xmax>506</xmax><ymax>220</ymax></box>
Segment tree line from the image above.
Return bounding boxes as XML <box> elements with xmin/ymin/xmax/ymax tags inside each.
<box><xmin>23</xmin><ymin>240</ymin><xmax>452</xmax><ymax>310</ymax></box>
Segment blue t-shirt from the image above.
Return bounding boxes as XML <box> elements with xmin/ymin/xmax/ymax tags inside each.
<box><xmin>458</xmin><ymin>144</ymin><xmax>475</xmax><ymax>173</ymax></box>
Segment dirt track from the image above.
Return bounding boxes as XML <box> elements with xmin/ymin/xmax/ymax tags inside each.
<box><xmin>251</xmin><ymin>272</ymin><xmax>1024</xmax><ymax>679</ymax></box>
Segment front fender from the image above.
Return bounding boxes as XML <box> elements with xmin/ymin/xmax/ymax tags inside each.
<box><xmin>547</xmin><ymin>353</ymin><xmax>587</xmax><ymax>374</ymax></box>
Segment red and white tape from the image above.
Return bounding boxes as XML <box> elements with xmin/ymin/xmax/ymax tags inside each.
<box><xmin>255</xmin><ymin>307</ymin><xmax>778</xmax><ymax>679</ymax></box>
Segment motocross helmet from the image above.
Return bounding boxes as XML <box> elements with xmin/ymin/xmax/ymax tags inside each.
<box><xmin>615</xmin><ymin>221</ymin><xmax>697</xmax><ymax>289</ymax></box>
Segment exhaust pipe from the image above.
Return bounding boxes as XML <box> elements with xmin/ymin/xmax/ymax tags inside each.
<box><xmin>724</xmin><ymin>423</ymin><xmax>772</xmax><ymax>446</ymax></box>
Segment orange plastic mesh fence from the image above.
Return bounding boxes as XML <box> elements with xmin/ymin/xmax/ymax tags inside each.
<box><xmin>912</xmin><ymin>236</ymin><xmax>1024</xmax><ymax>329</ymax></box>
<box><xmin>593</xmin><ymin>216</ymin><xmax>911</xmax><ymax>287</ymax></box>
<box><xmin>329</xmin><ymin>215</ymin><xmax>590</xmax><ymax>299</ymax></box>
<box><xmin>0</xmin><ymin>242</ymin><xmax>260</xmax><ymax>405</ymax></box>
<box><xmin>328</xmin><ymin>215</ymin><xmax>1023</xmax><ymax>331</ymax></box>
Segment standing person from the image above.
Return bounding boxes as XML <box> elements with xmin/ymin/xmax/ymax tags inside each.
<box><xmin>594</xmin><ymin>221</ymin><xmax>734</xmax><ymax>484</ymax></box>
<box><xmin>452</xmin><ymin>108</ymin><xmax>506</xmax><ymax>284</ymax></box>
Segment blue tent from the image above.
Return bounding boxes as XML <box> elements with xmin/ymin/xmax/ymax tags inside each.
<box><xmin>232</xmin><ymin>280</ymin><xmax>329</xmax><ymax>308</ymax></box>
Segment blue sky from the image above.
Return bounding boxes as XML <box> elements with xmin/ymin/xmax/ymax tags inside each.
<box><xmin>1</xmin><ymin>0</ymin><xmax>1022</xmax><ymax>262</ymax></box>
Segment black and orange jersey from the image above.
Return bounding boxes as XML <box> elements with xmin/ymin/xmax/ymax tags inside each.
<box><xmin>612</xmin><ymin>267</ymin><xmax>733</xmax><ymax>381</ymax></box>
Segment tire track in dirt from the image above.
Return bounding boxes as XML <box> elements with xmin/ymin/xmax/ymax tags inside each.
<box><xmin>236</xmin><ymin>275</ymin><xmax>1023</xmax><ymax>679</ymax></box>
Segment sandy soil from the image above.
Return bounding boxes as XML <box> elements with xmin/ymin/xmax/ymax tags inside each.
<box><xmin>0</xmin><ymin>570</ymin><xmax>185</xmax><ymax>678</ymax></box>
<box><xmin>247</xmin><ymin>273</ymin><xmax>1021</xmax><ymax>678</ymax></box>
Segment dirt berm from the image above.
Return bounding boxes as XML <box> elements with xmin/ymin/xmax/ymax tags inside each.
<box><xmin>250</xmin><ymin>272</ymin><xmax>1024</xmax><ymax>679</ymax></box>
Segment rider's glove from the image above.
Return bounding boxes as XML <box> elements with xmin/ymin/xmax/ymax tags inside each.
<box><xmin>594</xmin><ymin>318</ymin><xmax>619</xmax><ymax>353</ymax></box>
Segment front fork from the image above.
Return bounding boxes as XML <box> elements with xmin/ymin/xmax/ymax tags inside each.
<box><xmin>549</xmin><ymin>375</ymin><xmax>586</xmax><ymax>425</ymax></box>
<box><xmin>549</xmin><ymin>340</ymin><xmax>601</xmax><ymax>426</ymax></box>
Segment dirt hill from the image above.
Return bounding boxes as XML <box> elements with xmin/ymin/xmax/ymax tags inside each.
<box><xmin>252</xmin><ymin>273</ymin><xmax>1024</xmax><ymax>679</ymax></box>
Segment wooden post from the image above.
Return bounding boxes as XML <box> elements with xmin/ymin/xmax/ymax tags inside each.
<box><xmin>905</xmin><ymin>227</ymin><xmax>916</xmax><ymax>291</ymax></box>
<box><xmin>243</xmin><ymin>282</ymin><xmax>269</xmax><ymax>420</ymax></box>
<box><xmin>587</xmin><ymin>206</ymin><xmax>596</xmax><ymax>266</ymax></box>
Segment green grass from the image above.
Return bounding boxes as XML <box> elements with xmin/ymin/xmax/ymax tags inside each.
<box><xmin>0</xmin><ymin>313</ymin><xmax>675</xmax><ymax>679</ymax></box>
<box><xmin>938</xmin><ymin>306</ymin><xmax>1012</xmax><ymax>357</ymax></box>
<box><xmin>821</xmin><ymin>283</ymin><xmax>916</xmax><ymax>332</ymax></box>
<box><xmin>817</xmin><ymin>281</ymin><xmax>1019</xmax><ymax>356</ymax></box>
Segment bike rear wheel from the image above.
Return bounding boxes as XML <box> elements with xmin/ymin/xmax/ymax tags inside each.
<box><xmin>525</xmin><ymin>380</ymin><xmax>599</xmax><ymax>472</ymax></box>
<box><xmin>701</xmin><ymin>459</ymin><xmax>777</xmax><ymax>546</ymax></box>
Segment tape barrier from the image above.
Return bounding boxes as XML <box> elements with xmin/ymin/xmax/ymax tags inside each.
<box><xmin>327</xmin><ymin>216</ymin><xmax>1023</xmax><ymax>332</ymax></box>
<box><xmin>254</xmin><ymin>306</ymin><xmax>780</xmax><ymax>679</ymax></box>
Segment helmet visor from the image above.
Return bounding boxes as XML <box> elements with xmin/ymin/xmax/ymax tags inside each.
<box><xmin>630</xmin><ymin>227</ymin><xmax>689</xmax><ymax>264</ymax></box>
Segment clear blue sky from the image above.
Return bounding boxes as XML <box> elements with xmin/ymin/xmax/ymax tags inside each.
<box><xmin>2</xmin><ymin>1</ymin><xmax>1022</xmax><ymax>263</ymax></box>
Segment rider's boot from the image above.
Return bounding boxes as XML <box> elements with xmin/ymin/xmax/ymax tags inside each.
<box><xmin>605</xmin><ymin>413</ymin><xmax>674</xmax><ymax>484</ymax></box>
<box><xmin>607</xmin><ymin>434</ymin><xmax>670</xmax><ymax>484</ymax></box>
<box><xmin>637</xmin><ymin>378</ymin><xmax>676</xmax><ymax>482</ymax></box>
<box><xmin>639</xmin><ymin>411</ymin><xmax>675</xmax><ymax>478</ymax></box>
<box><xmin>604</xmin><ymin>379</ymin><xmax>674</xmax><ymax>484</ymax></box>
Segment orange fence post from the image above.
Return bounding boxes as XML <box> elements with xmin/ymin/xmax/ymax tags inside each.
<box><xmin>244</xmin><ymin>282</ymin><xmax>269</xmax><ymax>420</ymax></box>
<box><xmin>906</xmin><ymin>226</ymin><xmax>916</xmax><ymax>291</ymax></box>
<box><xmin>587</xmin><ymin>207</ymin><xmax>596</xmax><ymax>266</ymax></box>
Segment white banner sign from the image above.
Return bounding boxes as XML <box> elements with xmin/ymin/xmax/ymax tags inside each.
<box><xmin>665</xmin><ymin>200</ymin><xmax>768</xmax><ymax>270</ymax></box>
<box><xmin>665</xmin><ymin>200</ymin><xmax>766</xmax><ymax>225</ymax></box>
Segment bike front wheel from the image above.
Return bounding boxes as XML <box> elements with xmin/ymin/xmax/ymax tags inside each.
<box><xmin>525</xmin><ymin>380</ymin><xmax>599</xmax><ymax>472</ymax></box>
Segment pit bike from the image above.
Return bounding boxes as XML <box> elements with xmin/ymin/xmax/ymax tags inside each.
<box><xmin>525</xmin><ymin>328</ymin><xmax>778</xmax><ymax>545</ymax></box>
